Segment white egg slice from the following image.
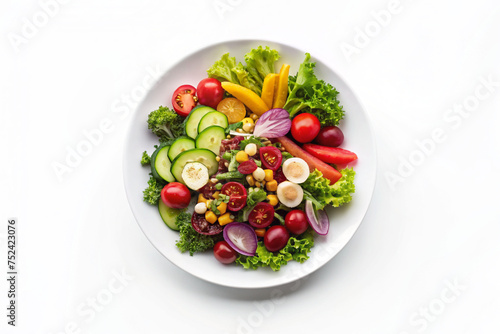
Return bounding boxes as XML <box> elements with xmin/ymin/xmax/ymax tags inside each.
<box><xmin>277</xmin><ymin>181</ymin><xmax>304</xmax><ymax>208</ymax></box>
<box><xmin>181</xmin><ymin>162</ymin><xmax>209</xmax><ymax>190</ymax></box>
<box><xmin>282</xmin><ymin>158</ymin><xmax>310</xmax><ymax>184</ymax></box>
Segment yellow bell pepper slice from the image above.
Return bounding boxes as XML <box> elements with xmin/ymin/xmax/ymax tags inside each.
<box><xmin>272</xmin><ymin>64</ymin><xmax>290</xmax><ymax>109</ymax></box>
<box><xmin>261</xmin><ymin>73</ymin><xmax>278</xmax><ymax>109</ymax></box>
<box><xmin>221</xmin><ymin>82</ymin><xmax>269</xmax><ymax>116</ymax></box>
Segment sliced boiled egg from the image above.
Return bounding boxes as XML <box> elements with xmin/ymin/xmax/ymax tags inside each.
<box><xmin>277</xmin><ymin>181</ymin><xmax>303</xmax><ymax>208</ymax></box>
<box><xmin>282</xmin><ymin>158</ymin><xmax>309</xmax><ymax>184</ymax></box>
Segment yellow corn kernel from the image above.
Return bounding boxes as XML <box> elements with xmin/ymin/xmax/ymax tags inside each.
<box><xmin>264</xmin><ymin>169</ymin><xmax>273</xmax><ymax>182</ymax></box>
<box><xmin>246</xmin><ymin>175</ymin><xmax>255</xmax><ymax>186</ymax></box>
<box><xmin>198</xmin><ymin>194</ymin><xmax>208</xmax><ymax>203</ymax></box>
<box><xmin>235</xmin><ymin>151</ymin><xmax>249</xmax><ymax>163</ymax></box>
<box><xmin>255</xmin><ymin>181</ymin><xmax>261</xmax><ymax>188</ymax></box>
<box><xmin>242</xmin><ymin>117</ymin><xmax>254</xmax><ymax>126</ymax></box>
<box><xmin>266</xmin><ymin>180</ymin><xmax>278</xmax><ymax>192</ymax></box>
<box><xmin>267</xmin><ymin>194</ymin><xmax>279</xmax><ymax>206</ymax></box>
<box><xmin>218</xmin><ymin>212</ymin><xmax>234</xmax><ymax>226</ymax></box>
<box><xmin>205</xmin><ymin>211</ymin><xmax>217</xmax><ymax>224</ymax></box>
<box><xmin>250</xmin><ymin>113</ymin><xmax>259</xmax><ymax>121</ymax></box>
<box><xmin>217</xmin><ymin>201</ymin><xmax>227</xmax><ymax>215</ymax></box>
<box><xmin>212</xmin><ymin>191</ymin><xmax>220</xmax><ymax>200</ymax></box>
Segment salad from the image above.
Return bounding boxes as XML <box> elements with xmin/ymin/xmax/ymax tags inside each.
<box><xmin>140</xmin><ymin>46</ymin><xmax>357</xmax><ymax>271</ymax></box>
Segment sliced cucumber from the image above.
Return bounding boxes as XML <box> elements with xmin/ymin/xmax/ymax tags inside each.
<box><xmin>198</xmin><ymin>111</ymin><xmax>229</xmax><ymax>133</ymax></box>
<box><xmin>158</xmin><ymin>200</ymin><xmax>182</xmax><ymax>231</ymax></box>
<box><xmin>170</xmin><ymin>148</ymin><xmax>218</xmax><ymax>184</ymax></box>
<box><xmin>151</xmin><ymin>145</ymin><xmax>175</xmax><ymax>182</ymax></box>
<box><xmin>168</xmin><ymin>136</ymin><xmax>196</xmax><ymax>161</ymax></box>
<box><xmin>195</xmin><ymin>126</ymin><xmax>226</xmax><ymax>155</ymax></box>
<box><xmin>184</xmin><ymin>105</ymin><xmax>216</xmax><ymax>139</ymax></box>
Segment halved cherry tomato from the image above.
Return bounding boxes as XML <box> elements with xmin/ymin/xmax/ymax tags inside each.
<box><xmin>259</xmin><ymin>146</ymin><xmax>282</xmax><ymax>171</ymax></box>
<box><xmin>172</xmin><ymin>85</ymin><xmax>197</xmax><ymax>117</ymax></box>
<box><xmin>213</xmin><ymin>241</ymin><xmax>237</xmax><ymax>264</ymax></box>
<box><xmin>248</xmin><ymin>202</ymin><xmax>274</xmax><ymax>228</ymax></box>
<box><xmin>197</xmin><ymin>78</ymin><xmax>224</xmax><ymax>109</ymax></box>
<box><xmin>221</xmin><ymin>182</ymin><xmax>248</xmax><ymax>211</ymax></box>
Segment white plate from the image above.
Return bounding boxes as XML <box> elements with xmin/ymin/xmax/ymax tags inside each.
<box><xmin>123</xmin><ymin>40</ymin><xmax>376</xmax><ymax>289</ymax></box>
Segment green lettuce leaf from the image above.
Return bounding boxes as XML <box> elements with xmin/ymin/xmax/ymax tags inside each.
<box><xmin>206</xmin><ymin>53</ymin><xmax>239</xmax><ymax>84</ymax></box>
<box><xmin>207</xmin><ymin>46</ymin><xmax>281</xmax><ymax>95</ymax></box>
<box><xmin>283</xmin><ymin>53</ymin><xmax>344</xmax><ymax>126</ymax></box>
<box><xmin>301</xmin><ymin>168</ymin><xmax>356</xmax><ymax>210</ymax></box>
<box><xmin>246</xmin><ymin>188</ymin><xmax>267</xmax><ymax>206</ymax></box>
<box><xmin>235</xmin><ymin>230</ymin><xmax>314</xmax><ymax>271</ymax></box>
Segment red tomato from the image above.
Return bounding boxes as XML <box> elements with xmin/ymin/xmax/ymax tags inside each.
<box><xmin>285</xmin><ymin>210</ymin><xmax>309</xmax><ymax>235</ymax></box>
<box><xmin>221</xmin><ymin>182</ymin><xmax>247</xmax><ymax>211</ymax></box>
<box><xmin>248</xmin><ymin>202</ymin><xmax>275</xmax><ymax>228</ymax></box>
<box><xmin>160</xmin><ymin>182</ymin><xmax>191</xmax><ymax>209</ymax></box>
<box><xmin>291</xmin><ymin>113</ymin><xmax>321</xmax><ymax>143</ymax></box>
<box><xmin>315</xmin><ymin>126</ymin><xmax>344</xmax><ymax>147</ymax></box>
<box><xmin>213</xmin><ymin>241</ymin><xmax>237</xmax><ymax>264</ymax></box>
<box><xmin>259</xmin><ymin>146</ymin><xmax>282</xmax><ymax>171</ymax></box>
<box><xmin>264</xmin><ymin>226</ymin><xmax>289</xmax><ymax>252</ymax></box>
<box><xmin>172</xmin><ymin>85</ymin><xmax>197</xmax><ymax>117</ymax></box>
<box><xmin>197</xmin><ymin>78</ymin><xmax>224</xmax><ymax>109</ymax></box>
<box><xmin>303</xmin><ymin>144</ymin><xmax>358</xmax><ymax>164</ymax></box>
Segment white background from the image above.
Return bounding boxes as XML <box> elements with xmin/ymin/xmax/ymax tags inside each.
<box><xmin>1</xmin><ymin>0</ymin><xmax>500</xmax><ymax>333</ymax></box>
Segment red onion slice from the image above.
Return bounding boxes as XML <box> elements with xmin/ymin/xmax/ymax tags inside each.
<box><xmin>223</xmin><ymin>222</ymin><xmax>258</xmax><ymax>256</ymax></box>
<box><xmin>305</xmin><ymin>200</ymin><xmax>330</xmax><ymax>235</ymax></box>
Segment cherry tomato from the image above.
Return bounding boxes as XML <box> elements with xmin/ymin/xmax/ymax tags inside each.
<box><xmin>197</xmin><ymin>78</ymin><xmax>224</xmax><ymax>109</ymax></box>
<box><xmin>248</xmin><ymin>202</ymin><xmax>275</xmax><ymax>228</ymax></box>
<box><xmin>221</xmin><ymin>182</ymin><xmax>247</xmax><ymax>211</ymax></box>
<box><xmin>285</xmin><ymin>210</ymin><xmax>309</xmax><ymax>235</ymax></box>
<box><xmin>160</xmin><ymin>182</ymin><xmax>191</xmax><ymax>209</ymax></box>
<box><xmin>291</xmin><ymin>113</ymin><xmax>321</xmax><ymax>143</ymax></box>
<box><xmin>213</xmin><ymin>241</ymin><xmax>237</xmax><ymax>264</ymax></box>
<box><xmin>264</xmin><ymin>225</ymin><xmax>290</xmax><ymax>252</ymax></box>
<box><xmin>172</xmin><ymin>85</ymin><xmax>197</xmax><ymax>117</ymax></box>
<box><xmin>314</xmin><ymin>126</ymin><xmax>344</xmax><ymax>147</ymax></box>
<box><xmin>259</xmin><ymin>146</ymin><xmax>283</xmax><ymax>171</ymax></box>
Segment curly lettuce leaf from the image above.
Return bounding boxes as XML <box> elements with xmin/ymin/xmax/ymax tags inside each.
<box><xmin>235</xmin><ymin>230</ymin><xmax>314</xmax><ymax>271</ymax></box>
<box><xmin>302</xmin><ymin>168</ymin><xmax>356</xmax><ymax>210</ymax></box>
<box><xmin>207</xmin><ymin>46</ymin><xmax>281</xmax><ymax>95</ymax></box>
<box><xmin>232</xmin><ymin>62</ymin><xmax>262</xmax><ymax>95</ymax></box>
<box><xmin>283</xmin><ymin>53</ymin><xmax>344</xmax><ymax>126</ymax></box>
<box><xmin>207</xmin><ymin>53</ymin><xmax>240</xmax><ymax>84</ymax></box>
<box><xmin>143</xmin><ymin>175</ymin><xmax>164</xmax><ymax>205</ymax></box>
<box><xmin>244</xmin><ymin>46</ymin><xmax>280</xmax><ymax>84</ymax></box>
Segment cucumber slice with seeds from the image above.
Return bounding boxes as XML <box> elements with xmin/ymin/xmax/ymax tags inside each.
<box><xmin>195</xmin><ymin>126</ymin><xmax>226</xmax><ymax>155</ymax></box>
<box><xmin>184</xmin><ymin>106</ymin><xmax>216</xmax><ymax>139</ymax></box>
<box><xmin>158</xmin><ymin>200</ymin><xmax>182</xmax><ymax>231</ymax></box>
<box><xmin>198</xmin><ymin>111</ymin><xmax>229</xmax><ymax>133</ymax></box>
<box><xmin>151</xmin><ymin>145</ymin><xmax>175</xmax><ymax>182</ymax></box>
<box><xmin>168</xmin><ymin>136</ymin><xmax>195</xmax><ymax>161</ymax></box>
<box><xmin>170</xmin><ymin>148</ymin><xmax>218</xmax><ymax>184</ymax></box>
